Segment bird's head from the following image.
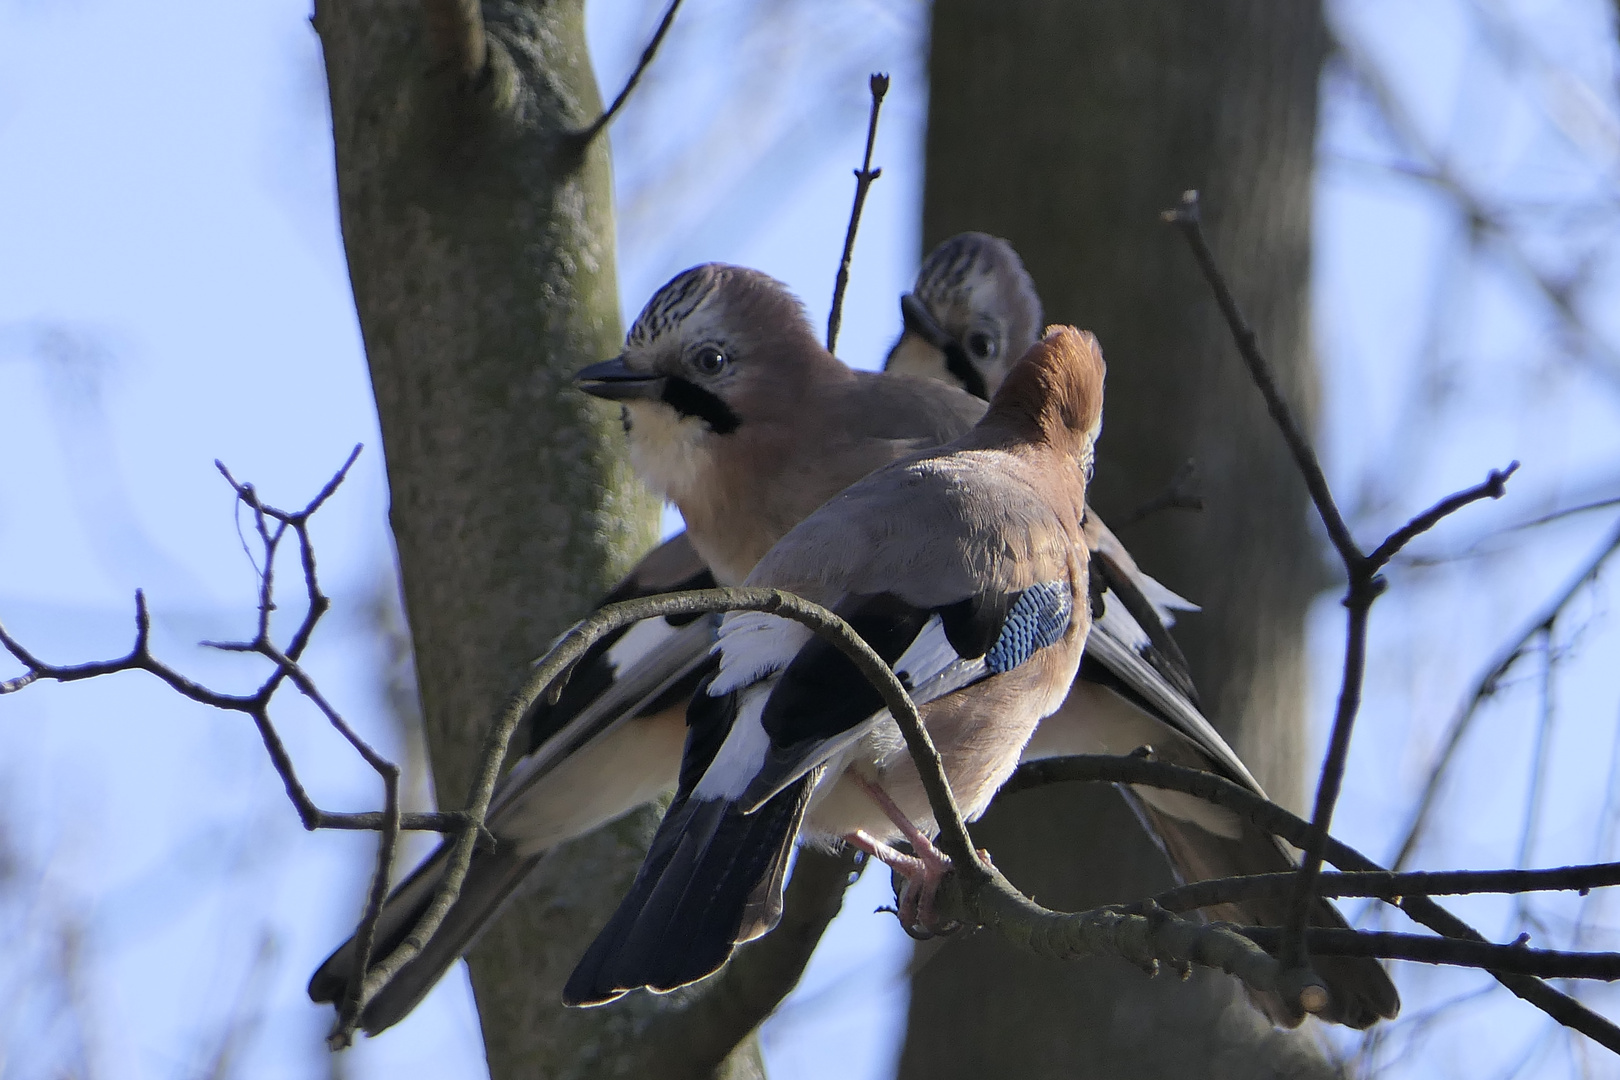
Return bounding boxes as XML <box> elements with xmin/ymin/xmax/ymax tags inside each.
<box><xmin>884</xmin><ymin>232</ymin><xmax>1043</xmax><ymax>401</ymax></box>
<box><xmin>576</xmin><ymin>263</ymin><xmax>836</xmax><ymax>503</ymax></box>
<box><xmin>976</xmin><ymin>325</ymin><xmax>1106</xmax><ymax>473</ymax></box>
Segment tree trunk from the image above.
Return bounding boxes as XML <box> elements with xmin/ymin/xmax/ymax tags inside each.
<box><xmin>903</xmin><ymin>2</ymin><xmax>1335</xmax><ymax>1076</ymax></box>
<box><xmin>314</xmin><ymin>2</ymin><xmax>673</xmax><ymax>1075</ymax></box>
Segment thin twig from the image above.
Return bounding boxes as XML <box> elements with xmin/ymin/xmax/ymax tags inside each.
<box><xmin>1507</xmin><ymin>496</ymin><xmax>1620</xmax><ymax>533</ymax></box>
<box><xmin>1151</xmin><ymin>862</ymin><xmax>1620</xmax><ymax>913</ymax></box>
<box><xmin>1390</xmin><ymin>517</ymin><xmax>1620</xmax><ymax>870</ymax></box>
<box><xmin>1166</xmin><ymin>188</ymin><xmax>1519</xmax><ymax>985</ymax></box>
<box><xmin>1238</xmin><ymin>927</ymin><xmax>1620</xmax><ymax>982</ymax></box>
<box><xmin>575</xmin><ymin>0</ymin><xmax>685</xmax><ymax>144</ymax></box>
<box><xmin>1367</xmin><ymin>462</ymin><xmax>1521</xmax><ymax>568</ymax></box>
<box><xmin>1162</xmin><ymin>191</ymin><xmax>1358</xmax><ymax>566</ymax></box>
<box><xmin>1006</xmin><ymin>755</ymin><xmax>1620</xmax><ymax>1053</ymax></box>
<box><xmin>825</xmin><ymin>73</ymin><xmax>890</xmax><ymax>356</ymax></box>
<box><xmin>1114</xmin><ymin>458</ymin><xmax>1205</xmax><ymax>530</ymax></box>
<box><xmin>338</xmin><ymin>761</ymin><xmax>402</xmax><ymax>1036</ymax></box>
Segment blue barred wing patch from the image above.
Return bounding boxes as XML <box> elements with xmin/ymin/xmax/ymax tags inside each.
<box><xmin>985</xmin><ymin>581</ymin><xmax>1072</xmax><ymax>674</ymax></box>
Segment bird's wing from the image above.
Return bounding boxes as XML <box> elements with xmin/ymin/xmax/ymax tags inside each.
<box><xmin>490</xmin><ymin>533</ymin><xmax>720</xmax><ymax>824</ymax></box>
<box><xmin>1078</xmin><ymin>622</ymin><xmax>1265</xmax><ymax>797</ymax></box>
<box><xmin>688</xmin><ymin>576</ymin><xmax>1076</xmax><ymax>815</ymax></box>
<box><xmin>686</xmin><ymin>451</ymin><xmax>1081</xmax><ymax>813</ymax></box>
<box><xmin>520</xmin><ymin>532</ymin><xmax>715</xmax><ymax>754</ymax></box>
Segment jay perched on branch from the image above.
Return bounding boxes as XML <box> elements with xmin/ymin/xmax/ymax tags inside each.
<box><xmin>311</xmin><ymin>236</ymin><xmax>1396</xmax><ymax>1032</ymax></box>
<box><xmin>565</xmin><ymin>325</ymin><xmax>1103</xmax><ymax>1005</ymax></box>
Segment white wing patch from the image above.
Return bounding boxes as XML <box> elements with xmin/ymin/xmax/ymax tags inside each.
<box><xmin>693</xmin><ymin>682</ymin><xmax>775</xmax><ymax>800</ymax></box>
<box><xmin>605</xmin><ymin>617</ymin><xmax>682</xmax><ymax>675</ymax></box>
<box><xmin>1095</xmin><ymin>589</ymin><xmax>1156</xmax><ymax>660</ymax></box>
<box><xmin>1137</xmin><ymin>572</ymin><xmax>1199</xmax><ymax>627</ymax></box>
<box><xmin>893</xmin><ymin>615</ymin><xmax>988</xmax><ymax>706</ymax></box>
<box><xmin>708</xmin><ymin>612</ymin><xmax>813</xmax><ymax>696</ymax></box>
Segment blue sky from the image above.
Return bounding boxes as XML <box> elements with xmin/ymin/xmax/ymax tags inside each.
<box><xmin>2</xmin><ymin>1</ymin><xmax>1619</xmax><ymax>1077</ymax></box>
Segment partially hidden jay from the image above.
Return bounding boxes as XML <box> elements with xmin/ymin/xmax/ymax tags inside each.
<box><xmin>563</xmin><ymin>325</ymin><xmax>1105</xmax><ymax>1006</ymax></box>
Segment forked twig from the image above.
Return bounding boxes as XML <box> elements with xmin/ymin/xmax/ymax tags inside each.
<box><xmin>1165</xmin><ymin>189</ymin><xmax>1518</xmax><ymax>986</ymax></box>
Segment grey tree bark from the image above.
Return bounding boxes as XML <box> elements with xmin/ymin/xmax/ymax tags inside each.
<box><xmin>902</xmin><ymin>2</ymin><xmax>1338</xmax><ymax>1076</ymax></box>
<box><xmin>312</xmin><ymin>2</ymin><xmax>680</xmax><ymax>1075</ymax></box>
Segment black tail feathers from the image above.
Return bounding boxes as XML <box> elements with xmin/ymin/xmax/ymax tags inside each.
<box><xmin>308</xmin><ymin>840</ymin><xmax>541</xmax><ymax>1035</ymax></box>
<box><xmin>564</xmin><ymin>778</ymin><xmax>812</xmax><ymax>1007</ymax></box>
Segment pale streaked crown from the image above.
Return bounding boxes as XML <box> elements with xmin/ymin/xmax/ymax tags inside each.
<box><xmin>626</xmin><ymin>264</ymin><xmax>728</xmax><ymax>350</ymax></box>
<box><xmin>885</xmin><ymin>232</ymin><xmax>1045</xmax><ymax>398</ymax></box>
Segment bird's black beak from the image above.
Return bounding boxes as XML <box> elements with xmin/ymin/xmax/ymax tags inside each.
<box><xmin>575</xmin><ymin>356</ymin><xmax>667</xmax><ymax>402</ymax></box>
<box><xmin>900</xmin><ymin>293</ymin><xmax>955</xmax><ymax>350</ymax></box>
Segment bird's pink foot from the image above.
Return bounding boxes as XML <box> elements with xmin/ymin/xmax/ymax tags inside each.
<box><xmin>844</xmin><ymin>771</ymin><xmax>962</xmax><ymax>935</ymax></box>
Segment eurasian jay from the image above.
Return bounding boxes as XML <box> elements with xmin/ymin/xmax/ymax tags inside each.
<box><xmin>563</xmin><ymin>325</ymin><xmax>1104</xmax><ymax>1006</ymax></box>
<box><xmin>308</xmin><ymin>262</ymin><xmax>984</xmax><ymax>1031</ymax></box>
<box><xmin>312</xmin><ymin>245</ymin><xmax>1396</xmax><ymax>1031</ymax></box>
<box><xmin>884</xmin><ymin>233</ymin><xmax>1398</xmax><ymax>1027</ymax></box>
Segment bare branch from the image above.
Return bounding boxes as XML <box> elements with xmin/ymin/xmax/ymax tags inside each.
<box><xmin>1165</xmin><ymin>190</ymin><xmax>1523</xmax><ymax>992</ymax></box>
<box><xmin>576</xmin><ymin>0</ymin><xmax>686</xmax><ymax>145</ymax></box>
<box><xmin>1506</xmin><ymin>495</ymin><xmax>1620</xmax><ymax>533</ymax></box>
<box><xmin>1162</xmin><ymin>190</ymin><xmax>1359</xmax><ymax>567</ymax></box>
<box><xmin>1114</xmin><ymin>458</ymin><xmax>1205</xmax><ymax>530</ymax></box>
<box><xmin>1151</xmin><ymin>863</ymin><xmax>1620</xmax><ymax>913</ymax></box>
<box><xmin>1007</xmin><ymin>755</ymin><xmax>1620</xmax><ymax>1052</ymax></box>
<box><xmin>1367</xmin><ymin>461</ymin><xmax>1520</xmax><ymax>569</ymax></box>
<box><xmin>338</xmin><ymin>762</ymin><xmax>402</xmax><ymax>1038</ymax></box>
<box><xmin>1238</xmin><ymin>927</ymin><xmax>1620</xmax><ymax>982</ymax></box>
<box><xmin>826</xmin><ymin>73</ymin><xmax>891</xmax><ymax>356</ymax></box>
<box><xmin>0</xmin><ymin>451</ymin><xmax>452</xmax><ymax>1054</ymax></box>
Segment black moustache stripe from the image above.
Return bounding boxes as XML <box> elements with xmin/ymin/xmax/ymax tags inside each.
<box><xmin>944</xmin><ymin>342</ymin><xmax>988</xmax><ymax>401</ymax></box>
<box><xmin>661</xmin><ymin>377</ymin><xmax>741</xmax><ymax>434</ymax></box>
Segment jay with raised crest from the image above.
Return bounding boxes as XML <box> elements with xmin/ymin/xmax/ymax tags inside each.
<box><xmin>564</xmin><ymin>326</ymin><xmax>1104</xmax><ymax>1005</ymax></box>
<box><xmin>886</xmin><ymin>233</ymin><xmax>1397</xmax><ymax>1027</ymax></box>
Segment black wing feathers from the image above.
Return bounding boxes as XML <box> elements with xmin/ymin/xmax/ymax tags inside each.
<box><xmin>760</xmin><ymin>592</ymin><xmax>931</xmax><ymax>747</ymax></box>
<box><xmin>937</xmin><ymin>591</ymin><xmax>1014</xmax><ymax>661</ymax></box>
<box><xmin>523</xmin><ymin>565</ymin><xmax>718</xmax><ymax>753</ymax></box>
<box><xmin>1091</xmin><ymin>552</ymin><xmax>1200</xmax><ymax>707</ymax></box>
<box><xmin>681</xmin><ymin>670</ymin><xmax>738</xmax><ymax>797</ymax></box>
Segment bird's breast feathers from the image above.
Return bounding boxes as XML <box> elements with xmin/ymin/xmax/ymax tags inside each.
<box><xmin>623</xmin><ymin>400</ymin><xmax>714</xmax><ymax>505</ymax></box>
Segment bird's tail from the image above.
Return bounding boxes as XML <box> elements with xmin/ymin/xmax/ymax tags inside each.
<box><xmin>564</xmin><ymin>777</ymin><xmax>813</xmax><ymax>1007</ymax></box>
<box><xmin>1128</xmin><ymin>795</ymin><xmax>1401</xmax><ymax>1029</ymax></box>
<box><xmin>308</xmin><ymin>839</ymin><xmax>542</xmax><ymax>1035</ymax></box>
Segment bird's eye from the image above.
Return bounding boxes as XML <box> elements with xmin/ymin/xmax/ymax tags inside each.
<box><xmin>965</xmin><ymin>331</ymin><xmax>998</xmax><ymax>360</ymax></box>
<box><xmin>689</xmin><ymin>345</ymin><xmax>727</xmax><ymax>376</ymax></box>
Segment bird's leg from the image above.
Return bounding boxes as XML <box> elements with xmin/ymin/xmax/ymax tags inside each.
<box><xmin>844</xmin><ymin>771</ymin><xmax>959</xmax><ymax>934</ymax></box>
<box><xmin>844</xmin><ymin>829</ymin><xmax>935</xmax><ymax>932</ymax></box>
